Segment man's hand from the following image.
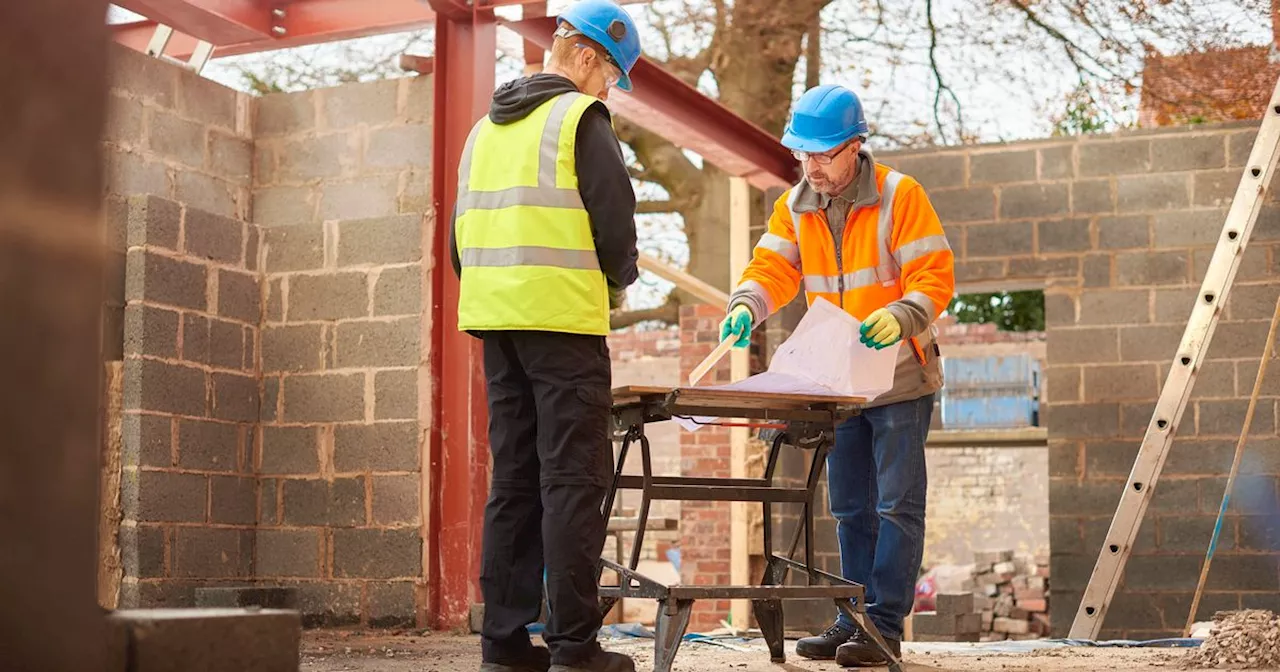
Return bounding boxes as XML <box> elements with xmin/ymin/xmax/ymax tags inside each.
<box><xmin>859</xmin><ymin>308</ymin><xmax>901</xmax><ymax>349</ymax></box>
<box><xmin>720</xmin><ymin>305</ymin><xmax>754</xmax><ymax>348</ymax></box>
<box><xmin>608</xmin><ymin>285</ymin><xmax>627</xmax><ymax>310</ymax></box>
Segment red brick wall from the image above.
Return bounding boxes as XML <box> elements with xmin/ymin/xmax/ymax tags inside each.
<box><xmin>607</xmin><ymin>326</ymin><xmax>681</xmax><ymax>363</ymax></box>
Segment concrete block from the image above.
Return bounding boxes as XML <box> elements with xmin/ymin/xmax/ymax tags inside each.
<box><xmin>253</xmin><ymin>185</ymin><xmax>315</xmax><ymax>225</ymax></box>
<box><xmin>323</xmin><ymin>79</ymin><xmax>397</xmax><ymax>128</ymax></box>
<box><xmin>372</xmin><ymin>474</ymin><xmax>420</xmax><ymax>525</ymax></box>
<box><xmin>334</xmin><ymin>318</ymin><xmax>419</xmax><ymax>368</ymax></box>
<box><xmin>1152</xmin><ymin>134</ymin><xmax>1226</xmax><ymax>172</ymax></box>
<box><xmin>259</xmin><ymin>477</ymin><xmax>279</xmax><ymax>524</ymax></box>
<box><xmin>367</xmin><ymin>582</ymin><xmax>416</xmax><ymax>627</ymax></box>
<box><xmin>120</xmin><ymin>524</ymin><xmax>166</xmax><ymax>578</ymax></box>
<box><xmin>1119</xmin><ymin>324</ymin><xmax>1184</xmax><ymax>363</ymax></box>
<box><xmin>211</xmin><ymin>476</ymin><xmax>256</xmax><ymax>525</ymax></box>
<box><xmin>1078</xmin><ymin>289</ymin><xmax>1150</xmax><ymax>325</ymax></box>
<box><xmin>375</xmin><ymin>369</ymin><xmax>418</xmax><ymax>420</ymax></box>
<box><xmin>262</xmin><ymin>324</ymin><xmax>324</xmax><ymax>373</ymax></box>
<box><xmin>182</xmin><ymin>313</ymin><xmax>211</xmax><ymax>364</ymax></box>
<box><xmin>281</xmin><ymin>372</ymin><xmax>365</xmax><ymax>423</ymax></box>
<box><xmin>184</xmin><ymin>208</ymin><xmax>243</xmax><ymax>266</ymax></box>
<box><xmin>1045</xmin><ymin>403</ymin><xmax>1119</xmax><ymax>439</ymax></box>
<box><xmin>1152</xmin><ymin>209</ymin><xmax>1226</xmax><ymax>248</ymax></box>
<box><xmin>195</xmin><ymin>587</ymin><xmax>299</xmax><ymax>610</ymax></box>
<box><xmin>1097</xmin><ymin>214</ymin><xmax>1150</xmax><ymax>249</ymax></box>
<box><xmin>999</xmin><ymin>183</ymin><xmax>1069</xmax><ymax>219</ymax></box>
<box><xmin>209</xmin><ymin>318</ymin><xmax>245</xmax><ymax>371</ymax></box>
<box><xmin>1045</xmin><ymin>366</ymin><xmax>1080</xmax><ymax>403</ymax></box>
<box><xmin>255</xmin><ymin>144</ymin><xmax>277</xmax><ymax>184</ymax></box>
<box><xmin>470</xmin><ymin>603</ymin><xmax>485</xmax><ymax>633</ymax></box>
<box><xmin>1036</xmin><ymin>218</ymin><xmax>1091</xmax><ymax>253</ymax></box>
<box><xmin>127</xmin><ymin>194</ymin><xmax>182</xmax><ymax>250</ymax></box>
<box><xmin>294</xmin><ymin>582</ymin><xmax>361</xmax><ymax>627</ymax></box>
<box><xmin>334</xmin><ymin>421</ymin><xmax>419</xmax><ymax>472</ymax></box>
<box><xmin>278</xmin><ymin>132</ymin><xmax>350</xmax><ymax>181</ymax></box>
<box><xmin>993</xmin><ymin>617</ymin><xmax>1030</xmax><ymax>634</ymax></box>
<box><xmin>1193</xmin><ymin>169</ymin><xmax>1240</xmax><ymax>208</ymax></box>
<box><xmin>265</xmin><ymin>278</ymin><xmax>284</xmax><ymax>322</ymax></box>
<box><xmin>147</xmin><ymin>109</ymin><xmax>206</xmax><ymax>167</ymax></box>
<box><xmin>405</xmin><ymin>78</ymin><xmax>434</xmax><ymax>123</ymax></box>
<box><xmin>257</xmin><ymin>422</ymin><xmax>306</xmax><ymax>481</ymax></box>
<box><xmin>332</xmin><ymin>528</ymin><xmax>422</xmax><ymax>578</ymax></box>
<box><xmin>256</xmin><ymin>91</ymin><xmax>316</xmax><ymax>137</ymax></box>
<box><xmin>125</xmin><ymin>247</ymin><xmax>207</xmax><ymax>311</ymax></box>
<box><xmin>288</xmin><ymin>272</ymin><xmax>369</xmax><ymax>321</ymax></box>
<box><xmin>107</xmin><ymin>148</ymin><xmax>171</xmax><ymax>198</ymax></box>
<box><xmin>319</xmin><ymin>175</ymin><xmax>399</xmax><ymax>221</ymax></box>
<box><xmin>935</xmin><ymin>593</ymin><xmax>975</xmax><ymax>616</ymax></box>
<box><xmin>1159</xmin><ymin>516</ymin><xmax>1235</xmax><ymax>553</ymax></box>
<box><xmin>1071</xmin><ymin>178</ymin><xmax>1114</xmax><ymax>214</ymax></box>
<box><xmin>1082</xmin><ymin>254</ymin><xmax>1110</xmax><ymax>287</ymax></box>
<box><xmin>1229</xmin><ymin>129</ymin><xmax>1259</xmax><ymax>167</ymax></box>
<box><xmin>337</xmin><ymin>214</ymin><xmax>423</xmax><ymax>266</ymax></box>
<box><xmin>1115</xmin><ymin>250</ymin><xmax>1191</xmax><ymax>286</ymax></box>
<box><xmin>176</xmin><ymin>171</ymin><xmax>238</xmax><ymax>220</ymax></box>
<box><xmin>126</xmin><ymin>470</ymin><xmax>207</xmax><ymax>522</ymax></box>
<box><xmin>1154</xmin><ymin>287</ymin><xmax>1197</xmax><ymax>323</ymax></box>
<box><xmin>1117</xmin><ymin>174</ymin><xmax>1190</xmax><ymax>212</ymax></box>
<box><xmin>1007</xmin><ymin>256</ymin><xmax>1077</xmax><ymax>280</ymax></box>
<box><xmin>282</xmin><ymin>477</ymin><xmax>366</xmax><ymax>526</ymax></box>
<box><xmin>217</xmin><ymin>268</ymin><xmax>261</xmax><ymax>324</ymax></box>
<box><xmin>246</xmin><ymin>225</ymin><xmax>260</xmax><ymax>272</ymax></box>
<box><xmin>1047</xmin><ymin>478</ymin><xmax>1122</xmax><ymax>517</ymax></box>
<box><xmin>1080</xmin><ymin>139</ymin><xmax>1150</xmax><ymax>176</ymax></box>
<box><xmin>1198</xmin><ymin>398</ymin><xmax>1276</xmax><ymax>437</ymax></box>
<box><xmin>212</xmin><ymin>372</ymin><xmax>259</xmax><ymax>423</ymax></box>
<box><xmin>261</xmin><ymin>378</ymin><xmax>280</xmax><ymax>422</ymax></box>
<box><xmin>262</xmin><ymin>223</ymin><xmax>324</xmax><ymax>272</ymax></box>
<box><xmin>107</xmin><ymin>195</ymin><xmax>130</xmax><ymax>252</ymax></box>
<box><xmin>108</xmin><ymin>43</ymin><xmax>179</xmax><ymax>106</ymax></box>
<box><xmin>255</xmin><ymin>529</ymin><xmax>321</xmax><ymax>578</ymax></box>
<box><xmin>124</xmin><ymin>358</ymin><xmax>207</xmax><ymax>417</ymax></box>
<box><xmin>1083</xmin><ymin>364</ymin><xmax>1158</xmax><ymax>401</ymax></box>
<box><xmin>122</xmin><ymin>412</ymin><xmax>174</xmax><ymax>468</ymax></box>
<box><xmin>971</xmin><ymin>150</ymin><xmax>1035</xmax><ymax>184</ymax></box>
<box><xmin>966</xmin><ymin>222</ymin><xmax>1032</xmax><ymax>257</ymax></box>
<box><xmin>928</xmin><ymin>187</ymin><xmax>995</xmax><ymax>223</ymax></box>
<box><xmin>374</xmin><ymin>264</ymin><xmax>422</xmax><ymax>316</ymax></box>
<box><xmin>399</xmin><ymin>167</ymin><xmax>432</xmax><ymax>213</ymax></box>
<box><xmin>209</xmin><ymin>132</ymin><xmax>253</xmax><ymax>184</ymax></box>
<box><xmin>1039</xmin><ymin>145</ymin><xmax>1073</xmax><ymax>179</ymax></box>
<box><xmin>913</xmin><ymin>612</ymin><xmax>981</xmax><ymax>635</ymax></box>
<box><xmin>913</xmin><ymin>632</ymin><xmax>980</xmax><ymax>643</ymax></box>
<box><xmin>366</xmin><ymin>126</ymin><xmax>432</xmax><ymax>169</ymax></box>
<box><xmin>108</xmin><ymin>608</ymin><xmax>300</xmax><ymax>672</ymax></box>
<box><xmin>885</xmin><ymin>153</ymin><xmax>965</xmax><ymax>189</ymax></box>
<box><xmin>125</xmin><ymin>304</ymin><xmax>179</xmax><ymax>358</ymax></box>
<box><xmin>1119</xmin><ymin>401</ymin><xmax>1157</xmax><ymax>438</ymax></box>
<box><xmin>177</xmin><ymin>74</ymin><xmax>238</xmax><ymax>130</ymax></box>
<box><xmin>955</xmin><ymin>259</ymin><xmax>1007</xmax><ymax>284</ymax></box>
<box><xmin>178</xmin><ymin>418</ymin><xmax>238</xmax><ymax>472</ymax></box>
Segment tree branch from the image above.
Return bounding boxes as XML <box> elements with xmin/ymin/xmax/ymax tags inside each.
<box><xmin>611</xmin><ymin>299</ymin><xmax>681</xmax><ymax>329</ymax></box>
<box><xmin>1006</xmin><ymin>0</ymin><xmax>1130</xmax><ymax>85</ymax></box>
<box><xmin>615</xmin><ymin>116</ymin><xmax>706</xmax><ymax>203</ymax></box>
<box><xmin>925</xmin><ymin>0</ymin><xmax>964</xmax><ymax>143</ymax></box>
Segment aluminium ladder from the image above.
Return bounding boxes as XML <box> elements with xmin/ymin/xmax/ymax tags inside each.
<box><xmin>1068</xmin><ymin>73</ymin><xmax>1280</xmax><ymax>639</ymax></box>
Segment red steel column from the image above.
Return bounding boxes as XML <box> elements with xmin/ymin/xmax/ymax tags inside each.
<box><xmin>426</xmin><ymin>0</ymin><xmax>497</xmax><ymax>630</ymax></box>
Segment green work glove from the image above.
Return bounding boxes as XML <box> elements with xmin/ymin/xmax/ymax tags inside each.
<box><xmin>859</xmin><ymin>307</ymin><xmax>902</xmax><ymax>349</ymax></box>
<box><xmin>608</xmin><ymin>285</ymin><xmax>627</xmax><ymax>310</ymax></box>
<box><xmin>720</xmin><ymin>305</ymin><xmax>754</xmax><ymax>348</ymax></box>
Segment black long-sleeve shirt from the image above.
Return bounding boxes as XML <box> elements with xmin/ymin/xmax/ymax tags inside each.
<box><xmin>450</xmin><ymin>74</ymin><xmax>639</xmax><ymax>291</ymax></box>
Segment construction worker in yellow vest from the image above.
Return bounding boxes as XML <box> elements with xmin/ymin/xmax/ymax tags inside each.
<box><xmin>449</xmin><ymin>1</ymin><xmax>642</xmax><ymax>671</ymax></box>
<box><xmin>721</xmin><ymin>84</ymin><xmax>956</xmax><ymax>667</ymax></box>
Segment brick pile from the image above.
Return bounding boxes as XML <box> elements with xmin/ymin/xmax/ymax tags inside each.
<box><xmin>965</xmin><ymin>550</ymin><xmax>1051</xmax><ymax>641</ymax></box>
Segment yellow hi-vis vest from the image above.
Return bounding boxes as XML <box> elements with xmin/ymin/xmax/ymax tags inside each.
<box><xmin>454</xmin><ymin>91</ymin><xmax>609</xmax><ymax>336</ymax></box>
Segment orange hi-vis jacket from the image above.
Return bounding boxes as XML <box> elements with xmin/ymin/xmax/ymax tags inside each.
<box><xmin>728</xmin><ymin>158</ymin><xmax>956</xmax><ymax>408</ymax></box>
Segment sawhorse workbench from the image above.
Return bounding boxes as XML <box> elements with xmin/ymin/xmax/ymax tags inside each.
<box><xmin>600</xmin><ymin>386</ymin><xmax>903</xmax><ymax>672</ymax></box>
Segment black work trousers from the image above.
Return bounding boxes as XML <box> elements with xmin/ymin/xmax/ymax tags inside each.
<box><xmin>478</xmin><ymin>330</ymin><xmax>613</xmax><ymax>667</ymax></box>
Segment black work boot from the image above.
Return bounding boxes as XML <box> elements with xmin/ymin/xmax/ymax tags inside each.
<box><xmin>795</xmin><ymin>623</ymin><xmax>856</xmax><ymax>660</ymax></box>
<box><xmin>548</xmin><ymin>650</ymin><xmax>636</xmax><ymax>672</ymax></box>
<box><xmin>834</xmin><ymin>628</ymin><xmax>901</xmax><ymax>668</ymax></box>
<box><xmin>480</xmin><ymin>646</ymin><xmax>552</xmax><ymax>672</ymax></box>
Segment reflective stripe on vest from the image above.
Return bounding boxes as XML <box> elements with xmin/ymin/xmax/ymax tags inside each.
<box><xmin>454</xmin><ymin>92</ymin><xmax>608</xmax><ymax>335</ymax></box>
<box><xmin>796</xmin><ymin>170</ymin><xmax>905</xmax><ymax>296</ymax></box>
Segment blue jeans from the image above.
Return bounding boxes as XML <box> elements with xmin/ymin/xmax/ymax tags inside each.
<box><xmin>828</xmin><ymin>393</ymin><xmax>934</xmax><ymax>641</ymax></box>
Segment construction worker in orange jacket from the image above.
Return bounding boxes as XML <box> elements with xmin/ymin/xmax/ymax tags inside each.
<box><xmin>720</xmin><ymin>84</ymin><xmax>955</xmax><ymax>667</ymax></box>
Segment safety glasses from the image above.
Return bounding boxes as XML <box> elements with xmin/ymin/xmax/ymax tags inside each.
<box><xmin>574</xmin><ymin>42</ymin><xmax>622</xmax><ymax>89</ymax></box>
<box><xmin>792</xmin><ymin>141</ymin><xmax>855</xmax><ymax>165</ymax></box>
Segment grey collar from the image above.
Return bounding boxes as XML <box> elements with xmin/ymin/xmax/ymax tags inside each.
<box><xmin>790</xmin><ymin>148</ymin><xmax>881</xmax><ymax>214</ymax></box>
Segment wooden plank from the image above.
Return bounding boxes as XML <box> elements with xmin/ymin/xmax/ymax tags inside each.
<box><xmin>98</xmin><ymin>361</ymin><xmax>124</xmax><ymax>610</ymax></box>
<box><xmin>611</xmin><ymin>385</ymin><xmax>864</xmax><ymax>408</ymax></box>
<box><xmin>728</xmin><ymin>175</ymin><xmax>752</xmax><ymax>631</ymax></box>
<box><xmin>637</xmin><ymin>252</ymin><xmax>730</xmax><ymax>307</ymax></box>
<box><xmin>606</xmin><ymin>516</ymin><xmax>679</xmax><ymax>532</ymax></box>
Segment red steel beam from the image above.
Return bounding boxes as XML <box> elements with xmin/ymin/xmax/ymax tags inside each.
<box><xmin>501</xmin><ymin>16</ymin><xmax>797</xmax><ymax>191</ymax></box>
<box><xmin>425</xmin><ymin>0</ymin><xmax>495</xmax><ymax>631</ymax></box>
<box><xmin>111</xmin><ymin>0</ymin><xmax>271</xmax><ymax>44</ymax></box>
<box><xmin>112</xmin><ymin>0</ymin><xmax>437</xmax><ymax>59</ymax></box>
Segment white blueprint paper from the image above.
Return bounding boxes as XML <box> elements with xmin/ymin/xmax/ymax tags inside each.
<box><xmin>675</xmin><ymin>298</ymin><xmax>899</xmax><ymax>431</ymax></box>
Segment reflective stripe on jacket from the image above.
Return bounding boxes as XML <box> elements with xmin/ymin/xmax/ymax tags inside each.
<box><xmin>729</xmin><ymin>159</ymin><xmax>956</xmax><ymax>407</ymax></box>
<box><xmin>455</xmin><ymin>91</ymin><xmax>610</xmax><ymax>335</ymax></box>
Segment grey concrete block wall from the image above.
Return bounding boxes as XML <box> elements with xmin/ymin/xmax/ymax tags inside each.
<box><xmin>254</xmin><ymin>77</ymin><xmax>429</xmax><ymax>628</ymax></box>
<box><xmin>771</xmin><ymin>121</ymin><xmax>1280</xmax><ymax>639</ymax></box>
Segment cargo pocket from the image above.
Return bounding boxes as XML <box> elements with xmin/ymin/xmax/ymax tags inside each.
<box><xmin>575</xmin><ymin>384</ymin><xmax>613</xmax><ymax>487</ymax></box>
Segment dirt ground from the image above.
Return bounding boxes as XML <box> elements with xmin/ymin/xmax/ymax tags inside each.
<box><xmin>298</xmin><ymin>629</ymin><xmax>1243</xmax><ymax>672</ymax></box>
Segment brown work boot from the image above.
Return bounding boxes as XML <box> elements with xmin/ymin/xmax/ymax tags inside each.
<box><xmin>548</xmin><ymin>650</ymin><xmax>636</xmax><ymax>672</ymax></box>
<box><xmin>834</xmin><ymin>628</ymin><xmax>901</xmax><ymax>667</ymax></box>
<box><xmin>795</xmin><ymin>623</ymin><xmax>857</xmax><ymax>660</ymax></box>
<box><xmin>480</xmin><ymin>645</ymin><xmax>551</xmax><ymax>672</ymax></box>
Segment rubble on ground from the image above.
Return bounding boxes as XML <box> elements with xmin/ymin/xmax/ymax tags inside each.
<box><xmin>1187</xmin><ymin>609</ymin><xmax>1280</xmax><ymax>669</ymax></box>
<box><xmin>912</xmin><ymin>549</ymin><xmax>1051</xmax><ymax>642</ymax></box>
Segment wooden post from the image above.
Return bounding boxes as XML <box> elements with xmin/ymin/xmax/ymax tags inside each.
<box><xmin>728</xmin><ymin>176</ymin><xmax>752</xmax><ymax>630</ymax></box>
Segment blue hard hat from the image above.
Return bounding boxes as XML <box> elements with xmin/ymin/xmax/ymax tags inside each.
<box><xmin>557</xmin><ymin>0</ymin><xmax>642</xmax><ymax>92</ymax></box>
<box><xmin>781</xmin><ymin>84</ymin><xmax>869</xmax><ymax>153</ymax></box>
